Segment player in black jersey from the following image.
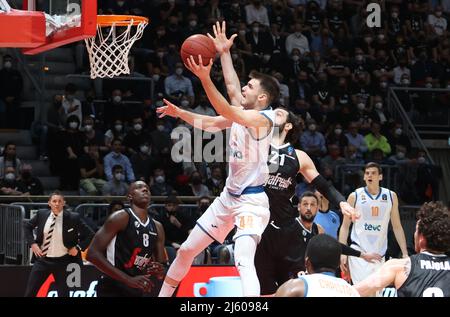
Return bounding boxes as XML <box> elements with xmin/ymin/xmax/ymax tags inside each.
<box><xmin>87</xmin><ymin>181</ymin><xmax>167</xmax><ymax>297</ymax></box>
<box><xmin>355</xmin><ymin>201</ymin><xmax>450</xmax><ymax>297</ymax></box>
<box><xmin>256</xmin><ymin>107</ymin><xmax>381</xmax><ymax>295</ymax></box>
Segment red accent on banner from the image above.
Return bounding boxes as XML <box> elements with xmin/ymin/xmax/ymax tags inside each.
<box><xmin>36</xmin><ymin>274</ymin><xmax>55</xmax><ymax>297</ymax></box>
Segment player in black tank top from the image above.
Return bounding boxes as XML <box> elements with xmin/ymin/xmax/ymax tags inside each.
<box><xmin>87</xmin><ymin>181</ymin><xmax>167</xmax><ymax>297</ymax></box>
<box><xmin>355</xmin><ymin>201</ymin><xmax>450</xmax><ymax>297</ymax></box>
<box><xmin>256</xmin><ymin>108</ymin><xmax>378</xmax><ymax>295</ymax></box>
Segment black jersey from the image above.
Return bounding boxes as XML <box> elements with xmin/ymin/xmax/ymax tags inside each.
<box><xmin>264</xmin><ymin>143</ymin><xmax>300</xmax><ymax>224</ymax></box>
<box><xmin>397</xmin><ymin>252</ymin><xmax>450</xmax><ymax>297</ymax></box>
<box><xmin>106</xmin><ymin>208</ymin><xmax>158</xmax><ymax>277</ymax></box>
<box><xmin>285</xmin><ymin>220</ymin><xmax>320</xmax><ymax>273</ymax></box>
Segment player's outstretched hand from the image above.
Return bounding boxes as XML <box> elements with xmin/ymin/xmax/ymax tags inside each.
<box><xmin>156</xmin><ymin>99</ymin><xmax>180</xmax><ymax>118</ymax></box>
<box><xmin>184</xmin><ymin>55</ymin><xmax>213</xmax><ymax>80</ymax></box>
<box><xmin>340</xmin><ymin>201</ymin><xmax>360</xmax><ymax>222</ymax></box>
<box><xmin>360</xmin><ymin>252</ymin><xmax>383</xmax><ymax>263</ymax></box>
<box><xmin>207</xmin><ymin>21</ymin><xmax>237</xmax><ymax>54</ymax></box>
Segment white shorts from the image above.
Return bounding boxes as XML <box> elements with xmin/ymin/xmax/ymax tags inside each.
<box><xmin>348</xmin><ymin>245</ymin><xmax>385</xmax><ymax>284</ymax></box>
<box><xmin>196</xmin><ymin>189</ymin><xmax>270</xmax><ymax>244</ymax></box>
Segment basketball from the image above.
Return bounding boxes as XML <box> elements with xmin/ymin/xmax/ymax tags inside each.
<box><xmin>180</xmin><ymin>34</ymin><xmax>216</xmax><ymax>66</ymax></box>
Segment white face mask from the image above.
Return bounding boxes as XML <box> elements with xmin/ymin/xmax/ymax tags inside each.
<box><xmin>334</xmin><ymin>128</ymin><xmax>342</xmax><ymax>135</ymax></box>
<box><xmin>357</xmin><ymin>103</ymin><xmax>365</xmax><ymax>110</ymax></box>
<box><xmin>113</xmin><ymin>95</ymin><xmax>122</xmax><ymax>103</ymax></box>
<box><xmin>232</xmin><ymin>53</ymin><xmax>239</xmax><ymax>60</ymax></box>
<box><xmin>355</xmin><ymin>54</ymin><xmax>364</xmax><ymax>62</ymax></box>
<box><xmin>391</xmin><ymin>12</ymin><xmax>398</xmax><ymax>19</ymax></box>
<box><xmin>308</xmin><ymin>124</ymin><xmax>316</xmax><ymax>132</ymax></box>
<box><xmin>157</xmin><ymin>125</ymin><xmax>165</xmax><ymax>132</ymax></box>
<box><xmin>140</xmin><ymin>145</ymin><xmax>149</xmax><ymax>154</ymax></box>
<box><xmin>181</xmin><ymin>100</ymin><xmax>190</xmax><ymax>107</ymax></box>
<box><xmin>396</xmin><ymin>152</ymin><xmax>405</xmax><ymax>159</ymax></box>
<box><xmin>380</xmin><ymin>82</ymin><xmax>388</xmax><ymax>88</ymax></box>
<box><xmin>155</xmin><ymin>175</ymin><xmax>165</xmax><ymax>184</ymax></box>
<box><xmin>252</xmin><ymin>27</ymin><xmax>259</xmax><ymax>33</ymax></box>
<box><xmin>114</xmin><ymin>173</ymin><xmax>124</xmax><ymax>181</ymax></box>
<box><xmin>402</xmin><ymin>79</ymin><xmax>410</xmax><ymax>85</ymax></box>
<box><xmin>395</xmin><ymin>128</ymin><xmax>402</xmax><ymax>136</ymax></box>
<box><xmin>3</xmin><ymin>61</ymin><xmax>12</xmax><ymax>69</ymax></box>
<box><xmin>69</xmin><ymin>122</ymin><xmax>79</xmax><ymax>129</ymax></box>
<box><xmin>189</xmin><ymin>0</ymin><xmax>196</xmax><ymax>6</ymax></box>
<box><xmin>263</xmin><ymin>54</ymin><xmax>271</xmax><ymax>62</ymax></box>
<box><xmin>84</xmin><ymin>125</ymin><xmax>93</xmax><ymax>132</ymax></box>
<box><xmin>417</xmin><ymin>157</ymin><xmax>426</xmax><ymax>164</ymax></box>
<box><xmin>425</xmin><ymin>83</ymin><xmax>433</xmax><ymax>88</ymax></box>
<box><xmin>378</xmin><ymin>34</ymin><xmax>385</xmax><ymax>40</ymax></box>
<box><xmin>175</xmin><ymin>68</ymin><xmax>183</xmax><ymax>76</ymax></box>
<box><xmin>157</xmin><ymin>51</ymin><xmax>165</xmax><ymax>58</ymax></box>
<box><xmin>239</xmin><ymin>30</ymin><xmax>246</xmax><ymax>36</ymax></box>
<box><xmin>189</xmin><ymin>20</ymin><xmax>197</xmax><ymax>27</ymax></box>
<box><xmin>152</xmin><ymin>74</ymin><xmax>160</xmax><ymax>82</ymax></box>
<box><xmin>114</xmin><ymin>124</ymin><xmax>123</xmax><ymax>131</ymax></box>
<box><xmin>375</xmin><ymin>102</ymin><xmax>383</xmax><ymax>110</ymax></box>
<box><xmin>4</xmin><ymin>173</ymin><xmax>15</xmax><ymax>181</ymax></box>
<box><xmin>292</xmin><ymin>55</ymin><xmax>300</xmax><ymax>62</ymax></box>
<box><xmin>134</xmin><ymin>123</ymin><xmax>143</xmax><ymax>131</ymax></box>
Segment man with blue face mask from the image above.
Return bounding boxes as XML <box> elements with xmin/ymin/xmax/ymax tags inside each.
<box><xmin>0</xmin><ymin>54</ymin><xmax>23</xmax><ymax>128</ymax></box>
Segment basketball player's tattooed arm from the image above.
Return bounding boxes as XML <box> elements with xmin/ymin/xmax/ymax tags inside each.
<box><xmin>390</xmin><ymin>192</ymin><xmax>409</xmax><ymax>258</ymax></box>
<box><xmin>185</xmin><ymin>55</ymin><xmax>272</xmax><ymax>130</ymax></box>
<box><xmin>157</xmin><ymin>98</ymin><xmax>232</xmax><ymax>132</ymax></box>
<box><xmin>296</xmin><ymin>150</ymin><xmax>358</xmax><ymax>220</ymax></box>
<box><xmin>207</xmin><ymin>21</ymin><xmax>242</xmax><ymax>107</ymax></box>
<box><xmin>86</xmin><ymin>211</ymin><xmax>153</xmax><ymax>292</ymax></box>
<box><xmin>354</xmin><ymin>258</ymin><xmax>410</xmax><ymax>297</ymax></box>
<box><xmin>275</xmin><ymin>278</ymin><xmax>306</xmax><ymax>297</ymax></box>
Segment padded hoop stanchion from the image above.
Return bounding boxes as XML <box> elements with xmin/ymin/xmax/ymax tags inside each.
<box><xmin>84</xmin><ymin>15</ymin><xmax>149</xmax><ymax>79</ymax></box>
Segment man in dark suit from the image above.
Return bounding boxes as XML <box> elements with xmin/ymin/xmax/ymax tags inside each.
<box><xmin>23</xmin><ymin>191</ymin><xmax>94</xmax><ymax>297</ymax></box>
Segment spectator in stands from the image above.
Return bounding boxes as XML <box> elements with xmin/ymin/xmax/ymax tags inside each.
<box><xmin>320</xmin><ymin>144</ymin><xmax>346</xmax><ymax>183</ymax></box>
<box><xmin>60</xmin><ymin>115</ymin><xmax>86</xmax><ymax>190</ymax></box>
<box><xmin>370</xmin><ymin>95</ymin><xmax>389</xmax><ymax>126</ymax></box>
<box><xmin>158</xmin><ymin>195</ymin><xmax>193</xmax><ymax>249</ymax></box>
<box><xmin>61</xmin><ymin>83</ymin><xmax>82</xmax><ymax>123</ymax></box>
<box><xmin>123</xmin><ymin>117</ymin><xmax>151</xmax><ymax>157</ymax></box>
<box><xmin>427</xmin><ymin>6</ymin><xmax>448</xmax><ymax>38</ymax></box>
<box><xmin>312</xmin><ymin>72</ymin><xmax>335</xmax><ymax>124</ymax></box>
<box><xmin>0</xmin><ymin>54</ymin><xmax>23</xmax><ymax>128</ymax></box>
<box><xmin>150</xmin><ymin>168</ymin><xmax>173</xmax><ymax>196</ymax></box>
<box><xmin>364</xmin><ymin>121</ymin><xmax>392</xmax><ymax>156</ymax></box>
<box><xmin>102</xmin><ymin>165</ymin><xmax>129</xmax><ymax>196</ymax></box>
<box><xmin>103</xmin><ymin>138</ymin><xmax>135</xmax><ymax>183</ymax></box>
<box><xmin>369</xmin><ymin>148</ymin><xmax>394</xmax><ymax>165</ymax></box>
<box><xmin>325</xmin><ymin>123</ymin><xmax>348</xmax><ymax>151</ymax></box>
<box><xmin>192</xmin><ymin>93</ymin><xmax>216</xmax><ymax>117</ymax></box>
<box><xmin>104</xmin><ymin>119</ymin><xmax>126</xmax><ymax>150</ymax></box>
<box><xmin>393</xmin><ymin>57</ymin><xmax>411</xmax><ymax>85</ymax></box>
<box><xmin>206</xmin><ymin>165</ymin><xmax>225</xmax><ymax>197</ymax></box>
<box><xmin>386</xmin><ymin>121</ymin><xmax>412</xmax><ymax>153</ymax></box>
<box><xmin>245</xmin><ymin>0</ymin><xmax>270</xmax><ymax>27</ymax></box>
<box><xmin>79</xmin><ymin>143</ymin><xmax>106</xmax><ymax>196</ymax></box>
<box><xmin>345</xmin><ymin>121</ymin><xmax>368</xmax><ymax>158</ymax></box>
<box><xmin>164</xmin><ymin>62</ymin><xmax>195</xmax><ymax>105</ymax></box>
<box><xmin>104</xmin><ymin>89</ymin><xmax>126</xmax><ymax>125</ymax></box>
<box><xmin>130</xmin><ymin>141</ymin><xmax>155</xmax><ymax>182</ymax></box>
<box><xmin>300</xmin><ymin>119</ymin><xmax>327</xmax><ymax>159</ymax></box>
<box><xmin>18</xmin><ymin>164</ymin><xmax>44</xmax><ymax>195</ymax></box>
<box><xmin>81</xmin><ymin>89</ymin><xmax>103</xmax><ymax>126</ymax></box>
<box><xmin>388</xmin><ymin>144</ymin><xmax>409</xmax><ymax>164</ymax></box>
<box><xmin>285</xmin><ymin>22</ymin><xmax>310</xmax><ymax>56</ymax></box>
<box><xmin>97</xmin><ymin>200</ymin><xmax>126</xmax><ymax>229</ymax></box>
<box><xmin>0</xmin><ymin>141</ymin><xmax>22</xmax><ymax>179</ymax></box>
<box><xmin>0</xmin><ymin>166</ymin><xmax>25</xmax><ymax>196</ymax></box>
<box><xmin>189</xmin><ymin>170</ymin><xmax>211</xmax><ymax>197</ymax></box>
<box><xmin>150</xmin><ymin>119</ymin><xmax>172</xmax><ymax>156</ymax></box>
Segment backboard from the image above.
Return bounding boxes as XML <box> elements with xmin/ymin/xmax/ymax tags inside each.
<box><xmin>21</xmin><ymin>0</ymin><xmax>96</xmax><ymax>55</ymax></box>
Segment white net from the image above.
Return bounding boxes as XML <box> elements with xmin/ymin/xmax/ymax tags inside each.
<box><xmin>84</xmin><ymin>17</ymin><xmax>147</xmax><ymax>79</ymax></box>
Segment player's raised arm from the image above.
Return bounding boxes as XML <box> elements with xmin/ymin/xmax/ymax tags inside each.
<box><xmin>208</xmin><ymin>21</ymin><xmax>241</xmax><ymax>107</ymax></box>
<box><xmin>185</xmin><ymin>55</ymin><xmax>271</xmax><ymax>129</ymax></box>
<box><xmin>156</xmin><ymin>99</ymin><xmax>232</xmax><ymax>132</ymax></box>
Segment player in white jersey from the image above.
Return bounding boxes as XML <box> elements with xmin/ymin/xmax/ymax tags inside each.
<box><xmin>275</xmin><ymin>234</ymin><xmax>360</xmax><ymax>297</ymax></box>
<box><xmin>157</xmin><ymin>22</ymin><xmax>279</xmax><ymax>297</ymax></box>
<box><xmin>339</xmin><ymin>162</ymin><xmax>408</xmax><ymax>287</ymax></box>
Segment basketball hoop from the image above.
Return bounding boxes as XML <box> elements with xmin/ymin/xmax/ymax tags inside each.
<box><xmin>84</xmin><ymin>15</ymin><xmax>148</xmax><ymax>79</ymax></box>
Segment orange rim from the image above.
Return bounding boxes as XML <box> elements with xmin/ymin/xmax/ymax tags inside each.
<box><xmin>97</xmin><ymin>15</ymin><xmax>149</xmax><ymax>27</ymax></box>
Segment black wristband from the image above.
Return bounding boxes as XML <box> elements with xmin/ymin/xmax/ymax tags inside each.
<box><xmin>310</xmin><ymin>175</ymin><xmax>346</xmax><ymax>207</ymax></box>
<box><xmin>340</xmin><ymin>243</ymin><xmax>361</xmax><ymax>257</ymax></box>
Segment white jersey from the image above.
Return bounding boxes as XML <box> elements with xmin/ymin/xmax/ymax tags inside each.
<box><xmin>225</xmin><ymin>108</ymin><xmax>274</xmax><ymax>196</ymax></box>
<box><xmin>299</xmin><ymin>273</ymin><xmax>360</xmax><ymax>297</ymax></box>
<box><xmin>351</xmin><ymin>187</ymin><xmax>393</xmax><ymax>255</ymax></box>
